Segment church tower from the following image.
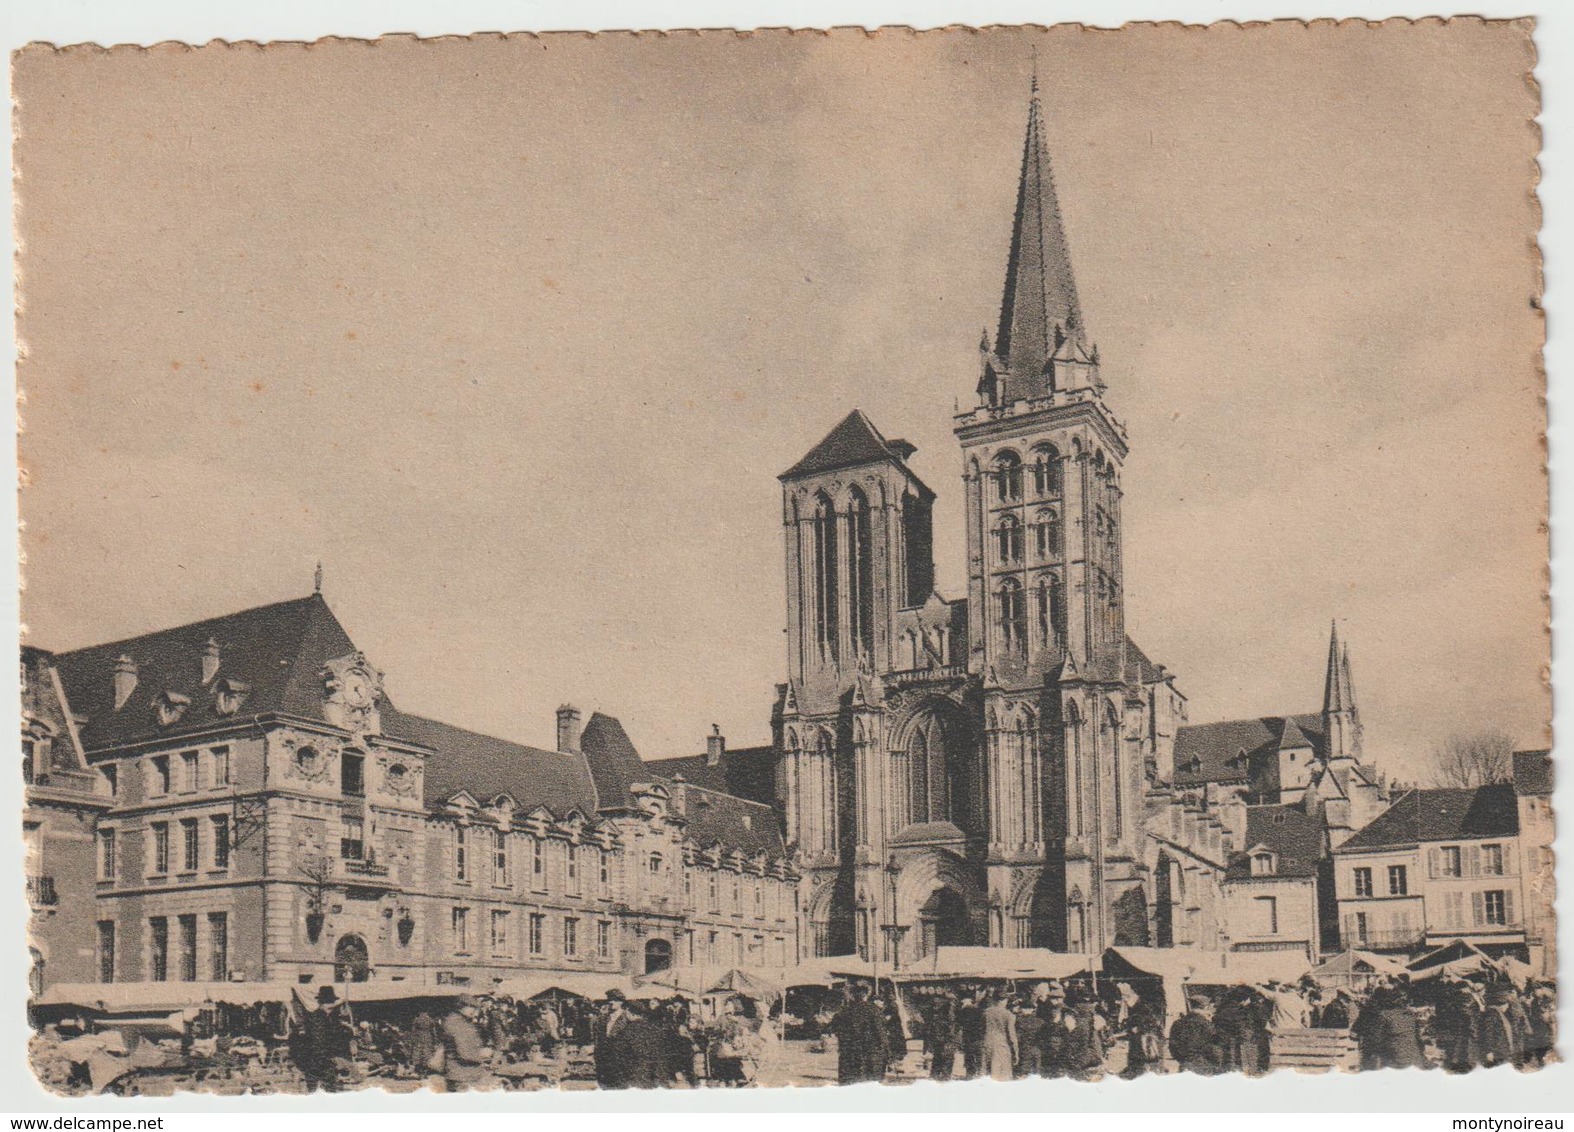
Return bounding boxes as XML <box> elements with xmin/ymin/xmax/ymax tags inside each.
<box><xmin>954</xmin><ymin>80</ymin><xmax>1149</xmax><ymax>953</ymax></box>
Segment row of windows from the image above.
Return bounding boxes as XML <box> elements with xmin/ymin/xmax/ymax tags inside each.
<box><xmin>1352</xmin><ymin>864</ymin><xmax>1411</xmax><ymax>898</ymax></box>
<box><xmin>142</xmin><ymin>746</ymin><xmax>231</xmax><ymax>798</ymax></box>
<box><xmin>96</xmin><ymin>912</ymin><xmax>228</xmax><ymax>984</ymax></box>
<box><xmin>1432</xmin><ymin>843</ymin><xmax>1508</xmax><ymax>879</ymax></box>
<box><xmin>451</xmin><ymin>906</ymin><xmax>613</xmax><ymax>962</ymax></box>
<box><xmin>98</xmin><ymin>815</ymin><xmax>231</xmax><ymax>881</ymax></box>
<box><xmin>451</xmin><ymin>827</ymin><xmax>611</xmax><ymax>896</ymax></box>
<box><xmin>988</xmin><ymin>449</ymin><xmax>1063</xmax><ymax>503</ymax></box>
<box><xmin>994</xmin><ymin>576</ymin><xmax>1067</xmax><ymax>652</ymax></box>
<box><xmin>991</xmin><ymin>512</ymin><xmax>1064</xmax><ymax>563</ymax></box>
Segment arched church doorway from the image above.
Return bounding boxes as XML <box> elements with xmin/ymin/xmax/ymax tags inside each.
<box><xmin>644</xmin><ymin>938</ymin><xmax>673</xmax><ymax>974</ymax></box>
<box><xmin>917</xmin><ymin>887</ymin><xmax>973</xmax><ymax>957</ymax></box>
<box><xmin>333</xmin><ymin>934</ymin><xmax>370</xmax><ymax>982</ymax></box>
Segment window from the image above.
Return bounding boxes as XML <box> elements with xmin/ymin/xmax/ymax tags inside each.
<box><xmin>528</xmin><ymin>913</ymin><xmax>545</xmax><ymax>956</ymax></box>
<box><xmin>181</xmin><ymin>751</ymin><xmax>200</xmax><ymax>793</ymax></box>
<box><xmin>97</xmin><ymin>921</ymin><xmax>116</xmax><ymax>983</ymax></box>
<box><xmin>98</xmin><ymin>829</ymin><xmax>117</xmax><ymax>881</ymax></box>
<box><xmin>707</xmin><ymin>930</ymin><xmax>719</xmax><ymax>964</ymax></box>
<box><xmin>210</xmin><ymin>746</ymin><xmax>230</xmax><ymax>787</ymax></box>
<box><xmin>452</xmin><ymin>906</ymin><xmax>471</xmax><ymax>953</ymax></box>
<box><xmin>1032</xmin><ymin>448</ymin><xmax>1062</xmax><ymax>496</ymax></box>
<box><xmin>649</xmin><ymin>852</ymin><xmax>663</xmax><ymax>876</ymax></box>
<box><xmin>598</xmin><ymin>848</ymin><xmax>611</xmax><ymax>890</ymax></box>
<box><xmin>149</xmin><ymin>918</ymin><xmax>169</xmax><ymax>981</ymax></box>
<box><xmin>179</xmin><ymin>819</ymin><xmax>199</xmax><ymax>872</ymax></box>
<box><xmin>1387</xmin><ymin>865</ymin><xmax>1408</xmax><ymax>896</ymax></box>
<box><xmin>491</xmin><ymin>910</ymin><xmax>510</xmax><ymax>955</ymax></box>
<box><xmin>1253</xmin><ymin>896</ymin><xmax>1279</xmax><ymax>935</ymax></box>
<box><xmin>1250</xmin><ymin>852</ymin><xmax>1275</xmax><ymax>877</ymax></box>
<box><xmin>150</xmin><ymin>755</ymin><xmax>171</xmax><ymax>795</ymax></box>
<box><xmin>754</xmin><ymin>882</ymin><xmax>763</xmax><ymax>916</ymax></box>
<box><xmin>1483</xmin><ymin>844</ymin><xmax>1505</xmax><ymax>876</ymax></box>
<box><xmin>1441</xmin><ymin>846</ymin><xmax>1462</xmax><ymax>878</ymax></box>
<box><xmin>211</xmin><ymin>815</ymin><xmax>230</xmax><ymax>869</ymax></box>
<box><xmin>563</xmin><ymin>917</ymin><xmax>579</xmax><ymax>958</ymax></box>
<box><xmin>708</xmin><ymin>871</ymin><xmax>719</xmax><ymax>912</ymax></box>
<box><xmin>208</xmin><ymin>913</ymin><xmax>228</xmax><ymax>981</ymax></box>
<box><xmin>1033</xmin><ymin>511</ymin><xmax>1063</xmax><ymax>559</ymax></box>
<box><xmin>454</xmin><ymin>826</ymin><xmax>468</xmax><ymax>881</ymax></box>
<box><xmin>811</xmin><ymin>493</ymin><xmax>839</xmax><ymax>661</ymax></box>
<box><xmin>732</xmin><ymin>873</ymin><xmax>742</xmax><ymax>914</ymax></box>
<box><xmin>1353</xmin><ymin>867</ymin><xmax>1373</xmax><ymax>898</ymax></box>
<box><xmin>995</xmin><ymin>514</ymin><xmax>1024</xmax><ymax>563</ymax></box>
<box><xmin>997</xmin><ymin>577</ymin><xmax>1027</xmax><ymax>652</ymax></box>
<box><xmin>993</xmin><ymin>450</ymin><xmax>1022</xmax><ymax>502</ymax></box>
<box><xmin>734</xmin><ymin>932</ymin><xmax>745</xmax><ymax>964</ymax></box>
<box><xmin>597</xmin><ymin>920</ymin><xmax>611</xmax><ymax>960</ymax></box>
<box><xmin>1353</xmin><ymin>911</ymin><xmax>1369</xmax><ymax>945</ymax></box>
<box><xmin>101</xmin><ymin>763</ymin><xmax>119</xmax><ymax>797</ymax></box>
<box><xmin>1483</xmin><ymin>890</ymin><xmax>1509</xmax><ymax>926</ymax></box>
<box><xmin>493</xmin><ymin>830</ymin><xmax>509</xmax><ymax>885</ymax></box>
<box><xmin>1034</xmin><ymin>576</ymin><xmax>1064</xmax><ymax>648</ymax></box>
<box><xmin>566</xmin><ymin>844</ymin><xmax>580</xmax><ymax>895</ymax></box>
<box><xmin>847</xmin><ymin>487</ymin><xmax>875</xmax><ymax>658</ymax></box>
<box><xmin>531</xmin><ymin>839</ymin><xmax>546</xmax><ymax>891</ymax></box>
<box><xmin>341</xmin><ymin>820</ymin><xmax>364</xmax><ymax>861</ymax></box>
<box><xmin>178</xmin><ymin>914</ymin><xmax>198</xmax><ymax>981</ymax></box>
<box><xmin>151</xmin><ymin>822</ymin><xmax>170</xmax><ymax>875</ymax></box>
<box><xmin>341</xmin><ymin>750</ymin><xmax>364</xmax><ymax>797</ymax></box>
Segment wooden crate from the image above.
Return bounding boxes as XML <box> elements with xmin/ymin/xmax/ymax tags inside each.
<box><xmin>1269</xmin><ymin>1027</ymin><xmax>1360</xmax><ymax>1073</ymax></box>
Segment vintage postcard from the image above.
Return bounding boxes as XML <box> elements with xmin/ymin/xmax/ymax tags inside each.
<box><xmin>13</xmin><ymin>19</ymin><xmax>1550</xmax><ymax>1098</ymax></box>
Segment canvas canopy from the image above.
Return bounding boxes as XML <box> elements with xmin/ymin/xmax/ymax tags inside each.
<box><xmin>495</xmin><ymin>972</ymin><xmax>634</xmax><ymax>1001</ymax></box>
<box><xmin>33</xmin><ymin>981</ymin><xmax>297</xmax><ymax>1012</ymax></box>
<box><xmin>1311</xmin><ymin>950</ymin><xmax>1405</xmax><ymax>986</ymax></box>
<box><xmin>902</xmin><ymin>947</ymin><xmax>1095</xmax><ymax>982</ymax></box>
<box><xmin>1212</xmin><ymin>950</ymin><xmax>1314</xmax><ymax>986</ymax></box>
<box><xmin>1407</xmin><ymin>939</ymin><xmax>1493</xmax><ymax>979</ymax></box>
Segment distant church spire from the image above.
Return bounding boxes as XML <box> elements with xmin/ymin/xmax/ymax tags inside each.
<box><xmin>994</xmin><ymin>79</ymin><xmax>1085</xmax><ymax>387</ymax></box>
<box><xmin>1323</xmin><ymin>620</ymin><xmax>1360</xmax><ymax>761</ymax></box>
<box><xmin>314</xmin><ymin>561</ymin><xmax>324</xmax><ymax>595</ymax></box>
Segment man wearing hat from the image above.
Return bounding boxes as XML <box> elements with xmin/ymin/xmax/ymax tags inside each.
<box><xmin>292</xmin><ymin>986</ymin><xmax>353</xmax><ymax>1092</ymax></box>
<box><xmin>438</xmin><ymin>994</ymin><xmax>493</xmax><ymax>1092</ymax></box>
<box><xmin>829</xmin><ymin>982</ymin><xmax>890</xmax><ymax>1085</ymax></box>
<box><xmin>592</xmin><ymin>989</ymin><xmax>631</xmax><ymax>1088</ymax></box>
<box><xmin>1168</xmin><ymin>991</ymin><xmax>1221</xmax><ymax>1076</ymax></box>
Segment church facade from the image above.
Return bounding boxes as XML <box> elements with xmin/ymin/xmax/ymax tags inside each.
<box><xmin>771</xmin><ymin>87</ymin><xmax>1389</xmax><ymax>964</ymax></box>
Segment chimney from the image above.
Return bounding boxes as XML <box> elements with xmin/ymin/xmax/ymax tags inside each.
<box><xmin>202</xmin><ymin>638</ymin><xmax>221</xmax><ymax>684</ymax></box>
<box><xmin>113</xmin><ymin>655</ymin><xmax>138</xmax><ymax>710</ymax></box>
<box><xmin>556</xmin><ymin>705</ymin><xmax>583</xmax><ymax>754</ymax></box>
<box><xmin>706</xmin><ymin>724</ymin><xmax>725</xmax><ymax>766</ymax></box>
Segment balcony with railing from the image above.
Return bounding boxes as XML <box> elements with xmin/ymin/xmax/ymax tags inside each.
<box><xmin>1351</xmin><ymin>927</ymin><xmax>1426</xmax><ymax>950</ymax></box>
<box><xmin>27</xmin><ymin>875</ymin><xmax>57</xmax><ymax>909</ymax></box>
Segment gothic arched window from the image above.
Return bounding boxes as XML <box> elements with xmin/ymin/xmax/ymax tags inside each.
<box><xmin>1031</xmin><ymin>445</ymin><xmax>1062</xmax><ymax>496</ymax></box>
<box><xmin>1032</xmin><ymin>509</ymin><xmax>1062</xmax><ymax>559</ymax></box>
<box><xmin>847</xmin><ymin>487</ymin><xmax>874</xmax><ymax>658</ymax></box>
<box><xmin>993</xmin><ymin>450</ymin><xmax>1023</xmax><ymax>503</ymax></box>
<box><xmin>1035</xmin><ymin>574</ymin><xmax>1064</xmax><ymax>648</ymax></box>
<box><xmin>812</xmin><ymin>493</ymin><xmax>839</xmax><ymax>661</ymax></box>
<box><xmin>997</xmin><ymin>577</ymin><xmax>1027</xmax><ymax>653</ymax></box>
<box><xmin>994</xmin><ymin>513</ymin><xmax>1023</xmax><ymax>563</ymax></box>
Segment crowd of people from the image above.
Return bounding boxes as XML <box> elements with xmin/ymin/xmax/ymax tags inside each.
<box><xmin>816</xmin><ymin>966</ymin><xmax>1557</xmax><ymax>1086</ymax></box>
<box><xmin>32</xmin><ymin>960</ymin><xmax>1557</xmax><ymax>1094</ymax></box>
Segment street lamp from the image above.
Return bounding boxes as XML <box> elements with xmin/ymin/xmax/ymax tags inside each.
<box><xmin>881</xmin><ymin>854</ymin><xmax>908</xmax><ymax>971</ymax></box>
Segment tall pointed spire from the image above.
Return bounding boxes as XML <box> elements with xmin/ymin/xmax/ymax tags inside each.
<box><xmin>1322</xmin><ymin>620</ymin><xmax>1346</xmax><ymax>714</ymax></box>
<box><xmin>1323</xmin><ymin>620</ymin><xmax>1360</xmax><ymax>762</ymax></box>
<box><xmin>993</xmin><ymin>78</ymin><xmax>1085</xmax><ymax>398</ymax></box>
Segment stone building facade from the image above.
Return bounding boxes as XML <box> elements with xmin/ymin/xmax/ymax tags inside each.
<box><xmin>24</xmin><ymin>595</ymin><xmax>794</xmax><ymax>990</ymax></box>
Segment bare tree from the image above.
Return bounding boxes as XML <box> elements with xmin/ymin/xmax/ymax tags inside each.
<box><xmin>1429</xmin><ymin>729</ymin><xmax>1515</xmax><ymax>789</ymax></box>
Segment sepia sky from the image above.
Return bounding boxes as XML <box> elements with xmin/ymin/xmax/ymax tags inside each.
<box><xmin>14</xmin><ymin>22</ymin><xmax>1544</xmax><ymax>780</ymax></box>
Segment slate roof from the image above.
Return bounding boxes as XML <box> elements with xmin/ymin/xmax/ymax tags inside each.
<box><xmin>1513</xmin><ymin>749</ymin><xmax>1552</xmax><ymax>797</ymax></box>
<box><xmin>645</xmin><ymin>744</ymin><xmax>776</xmax><ymax>807</ymax></box>
<box><xmin>380</xmin><ymin>707</ymin><xmax>599</xmax><ymax>816</ymax></box>
<box><xmin>579</xmin><ymin>711</ymin><xmax>651</xmax><ymax>810</ymax></box>
<box><xmin>1172</xmin><ymin>713</ymin><xmax>1325</xmax><ymax>789</ymax></box>
<box><xmin>679</xmin><ymin>784</ymin><xmax>785</xmax><ymax>857</ymax></box>
<box><xmin>780</xmin><ymin>409</ymin><xmax>928</xmax><ymax>489</ymax></box>
<box><xmin>1123</xmin><ymin>637</ymin><xmax>1166</xmax><ymax>686</ymax></box>
<box><xmin>1226</xmin><ymin>805</ymin><xmax>1324</xmax><ymax>881</ymax></box>
<box><xmin>1335</xmin><ymin>785</ymin><xmax>1519</xmax><ymax>853</ymax></box>
<box><xmin>49</xmin><ymin>594</ymin><xmax>363</xmax><ymax>753</ymax></box>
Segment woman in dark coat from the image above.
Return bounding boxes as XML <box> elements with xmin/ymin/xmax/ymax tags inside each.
<box><xmin>829</xmin><ymin>984</ymin><xmax>890</xmax><ymax>1085</ymax></box>
<box><xmin>1356</xmin><ymin>982</ymin><xmax>1427</xmax><ymax>1070</ymax></box>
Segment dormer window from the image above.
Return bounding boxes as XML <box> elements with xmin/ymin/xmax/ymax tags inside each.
<box><xmin>1250</xmin><ymin>852</ymin><xmax>1276</xmax><ymax>876</ymax></box>
<box><xmin>155</xmin><ymin>692</ymin><xmax>191</xmax><ymax>728</ymax></box>
<box><xmin>214</xmin><ymin>679</ymin><xmax>251</xmax><ymax>716</ymax></box>
<box><xmin>341</xmin><ymin>750</ymin><xmax>365</xmax><ymax>797</ymax></box>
